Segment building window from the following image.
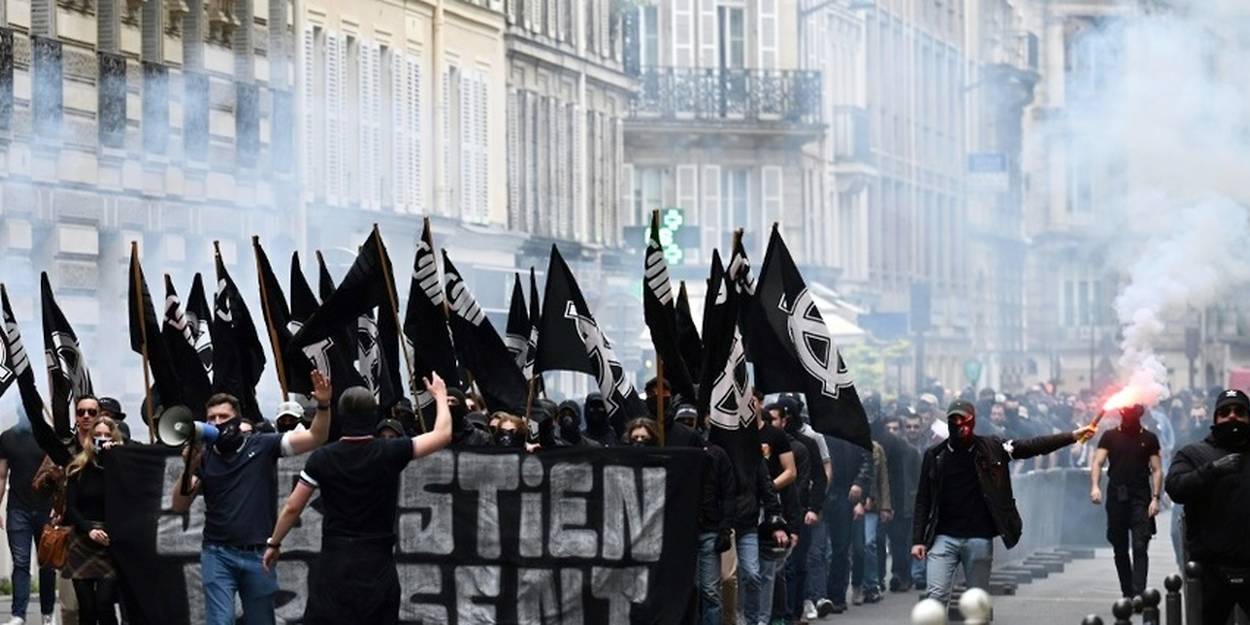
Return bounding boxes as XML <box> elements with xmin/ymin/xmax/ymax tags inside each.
<box><xmin>633</xmin><ymin>167</ymin><xmax>666</xmax><ymax>226</ymax></box>
<box><xmin>718</xmin><ymin>6</ymin><xmax>745</xmax><ymax>69</ymax></box>
<box><xmin>638</xmin><ymin>5</ymin><xmax>659</xmax><ymax>67</ymax></box>
<box><xmin>1066</xmin><ymin>146</ymin><xmax>1094</xmax><ymax>213</ymax></box>
<box><xmin>721</xmin><ymin>168</ymin><xmax>749</xmax><ymax>232</ymax></box>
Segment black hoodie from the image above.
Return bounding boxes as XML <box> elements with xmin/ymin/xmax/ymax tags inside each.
<box><xmin>583</xmin><ymin>393</ymin><xmax>616</xmax><ymax>447</ymax></box>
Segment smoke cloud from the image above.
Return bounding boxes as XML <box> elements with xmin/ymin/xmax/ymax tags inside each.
<box><xmin>1055</xmin><ymin>0</ymin><xmax>1250</xmax><ymax>405</ymax></box>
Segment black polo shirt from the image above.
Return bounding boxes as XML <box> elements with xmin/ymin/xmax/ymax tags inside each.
<box><xmin>1097</xmin><ymin>427</ymin><xmax>1160</xmax><ymax>494</ymax></box>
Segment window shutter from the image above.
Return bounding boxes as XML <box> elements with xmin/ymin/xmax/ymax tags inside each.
<box><xmin>523</xmin><ymin>0</ymin><xmax>534</xmax><ymax>31</ymax></box>
<box><xmin>547</xmin><ymin>0</ymin><xmax>557</xmax><ymax>39</ymax></box>
<box><xmin>518</xmin><ymin>90</ymin><xmax>531</xmax><ymax>232</ymax></box>
<box><xmin>325</xmin><ymin>31</ymin><xmax>343</xmax><ymax>204</ymax></box>
<box><xmin>556</xmin><ymin>101</ymin><xmax>568</xmax><ymax>239</ymax></box>
<box><xmin>701</xmin><ymin>165</ymin><xmax>721</xmax><ymax>263</ymax></box>
<box><xmin>673</xmin><ymin>0</ymin><xmax>694</xmax><ymax>67</ymax></box>
<box><xmin>555</xmin><ymin>0</ymin><xmax>565</xmax><ymax>42</ymax></box>
<box><xmin>442</xmin><ymin>66</ymin><xmax>453</xmax><ymax>217</ymax></box>
<box><xmin>302</xmin><ymin>25</ymin><xmax>319</xmax><ymax>197</ymax></box>
<box><xmin>507</xmin><ymin>89</ymin><xmax>520</xmax><ymax>230</ymax></box>
<box><xmin>758</xmin><ymin>0</ymin><xmax>778</xmax><ymax>69</ymax></box>
<box><xmin>407</xmin><ymin>56</ymin><xmax>422</xmax><ymax>214</ymax></box>
<box><xmin>698</xmin><ymin>0</ymin><xmax>717</xmax><ymax>68</ymax></box>
<box><xmin>676</xmin><ymin>163</ymin><xmax>698</xmax><ymax>257</ymax></box>
<box><xmin>359</xmin><ymin>42</ymin><xmax>381</xmax><ymax>211</ymax></box>
<box><xmin>569</xmin><ymin>102</ymin><xmax>582</xmax><ymax>240</ymax></box>
<box><xmin>761</xmin><ymin>165</ymin><xmax>782</xmax><ymax>252</ymax></box>
<box><xmin>476</xmin><ymin>74</ymin><xmax>489</xmax><ymax>223</ymax></box>
<box><xmin>390</xmin><ymin>52</ymin><xmax>408</xmax><ymax>212</ymax></box>
<box><xmin>599</xmin><ymin>0</ymin><xmax>610</xmax><ymax>58</ymax></box>
<box><xmin>621</xmin><ymin>163</ymin><xmax>634</xmax><ymax>243</ymax></box>
<box><xmin>459</xmin><ymin>72</ymin><xmax>473</xmax><ymax>220</ymax></box>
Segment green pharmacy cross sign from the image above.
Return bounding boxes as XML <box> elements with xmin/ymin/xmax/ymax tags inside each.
<box><xmin>651</xmin><ymin>208</ymin><xmax>685</xmax><ymax>266</ymax></box>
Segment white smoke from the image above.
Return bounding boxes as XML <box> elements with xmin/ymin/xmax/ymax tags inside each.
<box><xmin>1055</xmin><ymin>0</ymin><xmax>1250</xmax><ymax>406</ymax></box>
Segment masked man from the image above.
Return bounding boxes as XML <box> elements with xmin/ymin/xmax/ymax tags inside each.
<box><xmin>1090</xmin><ymin>404</ymin><xmax>1162</xmax><ymax>598</ymax></box>
<box><xmin>912</xmin><ymin>400</ymin><xmax>1094</xmax><ymax>608</ymax></box>
<box><xmin>171</xmin><ymin>371</ymin><xmax>333</xmax><ymax>625</ymax></box>
<box><xmin>1166</xmin><ymin>389</ymin><xmax>1250</xmax><ymax>625</ymax></box>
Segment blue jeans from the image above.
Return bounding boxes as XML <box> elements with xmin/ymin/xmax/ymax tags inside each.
<box><xmin>8</xmin><ymin>504</ymin><xmax>56</xmax><ymax>619</ymax></box>
<box><xmin>852</xmin><ymin>512</ymin><xmax>880</xmax><ymax>593</ymax></box>
<box><xmin>201</xmin><ymin>543</ymin><xmax>278</xmax><ymax>625</ymax></box>
<box><xmin>925</xmin><ymin>535</ymin><xmax>994</xmax><ymax>607</ymax></box>
<box><xmin>785</xmin><ymin>522</ymin><xmax>813</xmax><ymax>616</ymax></box>
<box><xmin>735</xmin><ymin>532</ymin><xmax>762</xmax><ymax>625</ymax></box>
<box><xmin>805</xmin><ymin>513</ymin><xmax>829</xmax><ymax>602</ymax></box>
<box><xmin>697</xmin><ymin>532</ymin><xmax>722</xmax><ymax>625</ymax></box>
<box><xmin>757</xmin><ymin>546</ymin><xmax>787</xmax><ymax>625</ymax></box>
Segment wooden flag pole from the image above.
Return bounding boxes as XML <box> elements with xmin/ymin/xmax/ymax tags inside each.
<box><xmin>130</xmin><ymin>242</ymin><xmax>157</xmax><ymax>444</ymax></box>
<box><xmin>252</xmin><ymin>237</ymin><xmax>290</xmax><ymax>400</ymax></box>
<box><xmin>373</xmin><ymin>223</ymin><xmax>427</xmax><ymax>434</ymax></box>
<box><xmin>657</xmin><ymin>357</ymin><xmax>666</xmax><ymax>447</ymax></box>
<box><xmin>523</xmin><ymin>375</ymin><xmax>538</xmax><ymax>421</ymax></box>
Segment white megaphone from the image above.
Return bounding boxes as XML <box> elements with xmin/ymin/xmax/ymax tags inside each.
<box><xmin>157</xmin><ymin>405</ymin><xmax>220</xmax><ymax>447</ymax></box>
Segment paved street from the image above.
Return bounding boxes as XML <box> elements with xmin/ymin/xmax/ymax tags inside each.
<box><xmin>808</xmin><ymin>511</ymin><xmax>1182</xmax><ymax>624</ymax></box>
<box><xmin>0</xmin><ymin>512</ymin><xmax>1184</xmax><ymax>624</ymax></box>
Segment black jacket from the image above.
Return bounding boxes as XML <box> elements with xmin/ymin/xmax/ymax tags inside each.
<box><xmin>1166</xmin><ymin>435</ymin><xmax>1250</xmax><ymax>565</ymax></box>
<box><xmin>912</xmin><ymin>432</ymin><xmax>1076</xmax><ymax>549</ymax></box>
<box><xmin>734</xmin><ymin>458</ymin><xmax>784</xmax><ymax>532</ymax></box>
<box><xmin>700</xmin><ymin>443</ymin><xmax>738</xmax><ymax>533</ymax></box>
<box><xmin>879</xmin><ymin>431</ymin><xmax>920</xmax><ymax>519</ymax></box>
<box><xmin>828</xmin><ymin>435</ymin><xmax>873</xmax><ymax>492</ymax></box>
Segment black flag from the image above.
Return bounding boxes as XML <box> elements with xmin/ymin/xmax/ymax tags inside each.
<box><xmin>212</xmin><ymin>251</ymin><xmax>267</xmax><ymax>422</ymax></box>
<box><xmin>643</xmin><ymin>213</ymin><xmax>695</xmax><ymax>403</ymax></box>
<box><xmin>289</xmin><ymin>229</ymin><xmax>394</xmax><ymax>391</ymax></box>
<box><xmin>129</xmin><ymin>247</ymin><xmax>184</xmax><ymax>415</ymax></box>
<box><xmin>699</xmin><ymin>250</ymin><xmax>760</xmax><ymax>489</ymax></box>
<box><xmin>733</xmin><ymin>234</ymin><xmax>804</xmax><ymax>395</ymax></box>
<box><xmin>253</xmin><ymin>238</ymin><xmax>307</xmax><ymax>395</ymax></box>
<box><xmin>288</xmin><ymin>252</ymin><xmax>318</xmax><ymax>328</ymax></box>
<box><xmin>503</xmin><ymin>273</ymin><xmax>532</xmax><ymax>378</ymax></box>
<box><xmin>675</xmin><ymin>281</ymin><xmax>704</xmax><ymax>381</ymax></box>
<box><xmin>535</xmin><ymin>245</ymin><xmax>647</xmax><ymax>431</ymax></box>
<box><xmin>41</xmin><ymin>272</ymin><xmax>93</xmax><ymax>433</ymax></box>
<box><xmin>403</xmin><ymin>220</ymin><xmax>461</xmax><ymax>409</ymax></box>
<box><xmin>443</xmin><ymin>252</ymin><xmax>528</xmax><ymax>414</ymax></box>
<box><xmin>375</xmin><ymin>297</ymin><xmax>404</xmax><ymax>411</ymax></box>
<box><xmin>753</xmin><ymin>226</ymin><xmax>871</xmax><ymax>450</ymax></box>
<box><xmin>4</xmin><ymin>285</ymin><xmax>73</xmax><ymax>465</ymax></box>
<box><xmin>316</xmin><ymin>251</ymin><xmax>336</xmax><ymax>303</ymax></box>
<box><xmin>163</xmin><ymin>276</ymin><xmax>212</xmax><ymax>419</ymax></box>
<box><xmin>185</xmin><ymin>273</ymin><xmax>214</xmax><ymax>377</ymax></box>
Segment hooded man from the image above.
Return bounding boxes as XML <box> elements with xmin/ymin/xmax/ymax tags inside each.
<box><xmin>583</xmin><ymin>393</ymin><xmax>616</xmax><ymax>447</ymax></box>
<box><xmin>1090</xmin><ymin>404</ymin><xmax>1162</xmax><ymax>598</ymax></box>
<box><xmin>447</xmin><ymin>388</ymin><xmax>490</xmax><ymax>448</ymax></box>
<box><xmin>556</xmin><ymin>400</ymin><xmax>597</xmax><ymax>447</ymax></box>
<box><xmin>912</xmin><ymin>400</ymin><xmax>1094</xmax><ymax>608</ymax></box>
<box><xmin>264</xmin><ymin>375</ymin><xmax>452</xmax><ymax>625</ymax></box>
<box><xmin>1166</xmin><ymin>389</ymin><xmax>1250</xmax><ymax>624</ymax></box>
<box><xmin>172</xmin><ymin>371</ymin><xmax>334</xmax><ymax>625</ymax></box>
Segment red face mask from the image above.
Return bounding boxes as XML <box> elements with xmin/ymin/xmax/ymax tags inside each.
<box><xmin>950</xmin><ymin>415</ymin><xmax>975</xmax><ymax>447</ymax></box>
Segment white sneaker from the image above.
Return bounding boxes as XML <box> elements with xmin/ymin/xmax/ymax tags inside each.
<box><xmin>3</xmin><ymin>617</ymin><xmax>25</xmax><ymax>625</ymax></box>
<box><xmin>803</xmin><ymin>599</ymin><xmax>818</xmax><ymax>621</ymax></box>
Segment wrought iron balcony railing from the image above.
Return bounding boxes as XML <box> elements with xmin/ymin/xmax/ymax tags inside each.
<box><xmin>628</xmin><ymin>67</ymin><xmax>822</xmax><ymax>126</ymax></box>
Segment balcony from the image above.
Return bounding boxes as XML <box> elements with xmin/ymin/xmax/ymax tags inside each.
<box><xmin>628</xmin><ymin>67</ymin><xmax>822</xmax><ymax>130</ymax></box>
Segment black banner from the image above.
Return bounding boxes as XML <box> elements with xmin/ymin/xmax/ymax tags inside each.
<box><xmin>106</xmin><ymin>446</ymin><xmax>702</xmax><ymax>625</ymax></box>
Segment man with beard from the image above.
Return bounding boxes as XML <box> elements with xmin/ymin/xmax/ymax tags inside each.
<box><xmin>1090</xmin><ymin>404</ymin><xmax>1162</xmax><ymax>599</ymax></box>
<box><xmin>263</xmin><ymin>374</ymin><xmax>452</xmax><ymax>625</ymax></box>
<box><xmin>912</xmin><ymin>400</ymin><xmax>1093</xmax><ymax>608</ymax></box>
<box><xmin>1166</xmin><ymin>389</ymin><xmax>1250</xmax><ymax>624</ymax></box>
<box><xmin>171</xmin><ymin>372</ymin><xmax>333</xmax><ymax>625</ymax></box>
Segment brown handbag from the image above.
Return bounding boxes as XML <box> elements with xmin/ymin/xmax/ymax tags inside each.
<box><xmin>37</xmin><ymin>522</ymin><xmax>71</xmax><ymax>569</ymax></box>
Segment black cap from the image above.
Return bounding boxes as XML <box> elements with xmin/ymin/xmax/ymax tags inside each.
<box><xmin>1214</xmin><ymin>389</ymin><xmax>1250</xmax><ymax>416</ymax></box>
<box><xmin>376</xmin><ymin>418</ymin><xmax>405</xmax><ymax>436</ymax></box>
<box><xmin>98</xmin><ymin>397</ymin><xmax>126</xmax><ymax>420</ymax></box>
<box><xmin>947</xmin><ymin>399</ymin><xmax>976</xmax><ymax>420</ymax></box>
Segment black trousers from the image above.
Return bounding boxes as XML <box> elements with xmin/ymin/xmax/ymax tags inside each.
<box><xmin>1106</xmin><ymin>488</ymin><xmax>1155</xmax><ymax>598</ymax></box>
<box><xmin>304</xmin><ymin>540</ymin><xmax>400</xmax><ymax>625</ymax></box>
<box><xmin>889</xmin><ymin>515</ymin><xmax>914</xmax><ymax>586</ymax></box>
<box><xmin>1198</xmin><ymin>564</ymin><xmax>1250</xmax><ymax>625</ymax></box>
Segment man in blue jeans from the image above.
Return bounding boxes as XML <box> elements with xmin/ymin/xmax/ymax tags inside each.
<box><xmin>911</xmin><ymin>400</ymin><xmax>1092</xmax><ymax>606</ymax></box>
<box><xmin>0</xmin><ymin>415</ymin><xmax>56</xmax><ymax>625</ymax></box>
<box><xmin>171</xmin><ymin>372</ymin><xmax>332</xmax><ymax>625</ymax></box>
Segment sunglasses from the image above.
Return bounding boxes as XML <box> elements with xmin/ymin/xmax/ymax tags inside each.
<box><xmin>76</xmin><ymin>408</ymin><xmax>98</xmax><ymax>417</ymax></box>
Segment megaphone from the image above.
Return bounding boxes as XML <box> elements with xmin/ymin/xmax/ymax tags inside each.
<box><xmin>157</xmin><ymin>405</ymin><xmax>220</xmax><ymax>447</ymax></box>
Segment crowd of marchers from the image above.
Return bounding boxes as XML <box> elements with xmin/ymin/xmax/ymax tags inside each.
<box><xmin>0</xmin><ymin>376</ymin><xmax>1246</xmax><ymax>625</ymax></box>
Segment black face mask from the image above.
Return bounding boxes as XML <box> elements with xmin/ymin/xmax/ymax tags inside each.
<box><xmin>1211</xmin><ymin>419</ymin><xmax>1250</xmax><ymax>450</ymax></box>
<box><xmin>559</xmin><ymin>414</ymin><xmax>580</xmax><ymax>439</ymax></box>
<box><xmin>494</xmin><ymin>429</ymin><xmax>523</xmax><ymax>449</ymax></box>
<box><xmin>630</xmin><ymin>439</ymin><xmax>656</xmax><ymax>448</ymax></box>
<box><xmin>214</xmin><ymin>417</ymin><xmax>245</xmax><ymax>455</ymax></box>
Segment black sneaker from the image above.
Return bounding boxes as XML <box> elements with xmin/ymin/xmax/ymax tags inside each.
<box><xmin>864</xmin><ymin>590</ymin><xmax>883</xmax><ymax>604</ymax></box>
<box><xmin>816</xmin><ymin>599</ymin><xmax>834</xmax><ymax>618</ymax></box>
<box><xmin>830</xmin><ymin>603</ymin><xmax>848</xmax><ymax>614</ymax></box>
<box><xmin>889</xmin><ymin>577</ymin><xmax>901</xmax><ymax>592</ymax></box>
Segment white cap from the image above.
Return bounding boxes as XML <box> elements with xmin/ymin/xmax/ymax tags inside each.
<box><xmin>276</xmin><ymin>401</ymin><xmax>303</xmax><ymax>419</ymax></box>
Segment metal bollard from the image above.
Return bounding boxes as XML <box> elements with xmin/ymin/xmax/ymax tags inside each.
<box><xmin>1163</xmin><ymin>575</ymin><xmax>1183</xmax><ymax>625</ymax></box>
<box><xmin>1133</xmin><ymin>596</ymin><xmax>1145</xmax><ymax>615</ymax></box>
<box><xmin>1082</xmin><ymin>616</ymin><xmax>1105</xmax><ymax>625</ymax></box>
<box><xmin>959</xmin><ymin>588</ymin><xmax>992</xmax><ymax>625</ymax></box>
<box><xmin>1141</xmin><ymin>588</ymin><xmax>1161</xmax><ymax>625</ymax></box>
<box><xmin>1113</xmin><ymin>598</ymin><xmax>1135</xmax><ymax>625</ymax></box>
<box><xmin>912</xmin><ymin>598</ymin><xmax>948</xmax><ymax>625</ymax></box>
<box><xmin>1185</xmin><ymin>561</ymin><xmax>1203</xmax><ymax>625</ymax></box>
